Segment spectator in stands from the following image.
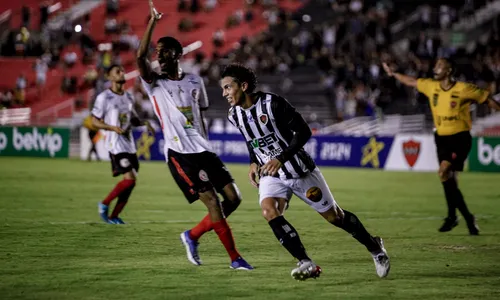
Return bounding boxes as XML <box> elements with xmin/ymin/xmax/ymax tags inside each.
<box><xmin>107</xmin><ymin>0</ymin><xmax>120</xmax><ymax>16</ymax></box>
<box><xmin>205</xmin><ymin>0</ymin><xmax>217</xmax><ymax>12</ymax></box>
<box><xmin>178</xmin><ymin>0</ymin><xmax>188</xmax><ymax>12</ymax></box>
<box><xmin>34</xmin><ymin>59</ymin><xmax>48</xmax><ymax>87</ymax></box>
<box><xmin>191</xmin><ymin>0</ymin><xmax>200</xmax><ymax>13</ymax></box>
<box><xmin>22</xmin><ymin>5</ymin><xmax>31</xmax><ymax>28</ymax></box>
<box><xmin>15</xmin><ymin>74</ymin><xmax>27</xmax><ymax>105</ymax></box>
<box><xmin>1</xmin><ymin>90</ymin><xmax>14</xmax><ymax>108</ymax></box>
<box><xmin>212</xmin><ymin>28</ymin><xmax>225</xmax><ymax>48</ymax></box>
<box><xmin>178</xmin><ymin>17</ymin><xmax>194</xmax><ymax>32</ymax></box>
<box><xmin>64</xmin><ymin>51</ymin><xmax>78</xmax><ymax>68</ymax></box>
<box><xmin>105</xmin><ymin>17</ymin><xmax>119</xmax><ymax>34</ymax></box>
<box><xmin>40</xmin><ymin>1</ymin><xmax>50</xmax><ymax>27</ymax></box>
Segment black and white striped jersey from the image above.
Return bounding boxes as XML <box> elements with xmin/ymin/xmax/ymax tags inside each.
<box><xmin>227</xmin><ymin>91</ymin><xmax>316</xmax><ymax>179</ymax></box>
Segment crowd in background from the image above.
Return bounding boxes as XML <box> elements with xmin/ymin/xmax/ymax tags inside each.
<box><xmin>1</xmin><ymin>0</ymin><xmax>500</xmax><ymax>130</ymax></box>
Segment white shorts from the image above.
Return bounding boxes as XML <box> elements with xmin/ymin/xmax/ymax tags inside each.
<box><xmin>258</xmin><ymin>168</ymin><xmax>337</xmax><ymax>213</ymax></box>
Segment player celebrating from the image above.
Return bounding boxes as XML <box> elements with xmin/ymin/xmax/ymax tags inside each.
<box><xmin>382</xmin><ymin>58</ymin><xmax>500</xmax><ymax>235</ymax></box>
<box><xmin>136</xmin><ymin>0</ymin><xmax>253</xmax><ymax>270</ymax></box>
<box><xmin>220</xmin><ymin>64</ymin><xmax>390</xmax><ymax>281</ymax></box>
<box><xmin>92</xmin><ymin>64</ymin><xmax>154</xmax><ymax>224</ymax></box>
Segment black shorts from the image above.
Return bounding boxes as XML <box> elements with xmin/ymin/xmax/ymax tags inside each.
<box><xmin>110</xmin><ymin>152</ymin><xmax>139</xmax><ymax>177</ymax></box>
<box><xmin>88</xmin><ymin>130</ymin><xmax>98</xmax><ymax>142</ymax></box>
<box><xmin>434</xmin><ymin>131</ymin><xmax>472</xmax><ymax>172</ymax></box>
<box><xmin>167</xmin><ymin>149</ymin><xmax>234</xmax><ymax>203</ymax></box>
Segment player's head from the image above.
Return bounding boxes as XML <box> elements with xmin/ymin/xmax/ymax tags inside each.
<box><xmin>107</xmin><ymin>64</ymin><xmax>126</xmax><ymax>84</ymax></box>
<box><xmin>220</xmin><ymin>63</ymin><xmax>258</xmax><ymax>107</ymax></box>
<box><xmin>156</xmin><ymin>36</ymin><xmax>183</xmax><ymax>72</ymax></box>
<box><xmin>433</xmin><ymin>58</ymin><xmax>455</xmax><ymax>81</ymax></box>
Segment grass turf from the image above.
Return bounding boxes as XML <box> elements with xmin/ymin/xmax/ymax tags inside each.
<box><xmin>1</xmin><ymin>157</ymin><xmax>500</xmax><ymax>299</ymax></box>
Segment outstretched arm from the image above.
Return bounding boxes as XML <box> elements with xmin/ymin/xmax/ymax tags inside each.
<box><xmin>136</xmin><ymin>0</ymin><xmax>162</xmax><ymax>82</ymax></box>
<box><xmin>487</xmin><ymin>97</ymin><xmax>500</xmax><ymax>110</ymax></box>
<box><xmin>382</xmin><ymin>62</ymin><xmax>418</xmax><ymax>88</ymax></box>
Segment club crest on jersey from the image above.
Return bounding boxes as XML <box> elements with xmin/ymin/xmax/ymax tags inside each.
<box><xmin>450</xmin><ymin>101</ymin><xmax>457</xmax><ymax>108</ymax></box>
<box><xmin>402</xmin><ymin>139</ymin><xmax>421</xmax><ymax>168</ymax></box>
<box><xmin>199</xmin><ymin>170</ymin><xmax>209</xmax><ymax>182</ymax></box>
<box><xmin>306</xmin><ymin>187</ymin><xmax>323</xmax><ymax>203</ymax></box>
<box><xmin>259</xmin><ymin>114</ymin><xmax>268</xmax><ymax>125</ymax></box>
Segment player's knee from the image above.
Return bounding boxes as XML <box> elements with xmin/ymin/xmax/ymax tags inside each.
<box><xmin>261</xmin><ymin>205</ymin><xmax>280</xmax><ymax>221</ymax></box>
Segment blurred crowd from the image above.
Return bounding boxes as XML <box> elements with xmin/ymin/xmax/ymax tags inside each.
<box><xmin>1</xmin><ymin>0</ymin><xmax>499</xmax><ymax>129</ymax></box>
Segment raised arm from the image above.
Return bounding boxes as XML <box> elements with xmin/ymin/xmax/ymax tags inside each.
<box><xmin>382</xmin><ymin>62</ymin><xmax>418</xmax><ymax>88</ymax></box>
<box><xmin>136</xmin><ymin>0</ymin><xmax>162</xmax><ymax>82</ymax></box>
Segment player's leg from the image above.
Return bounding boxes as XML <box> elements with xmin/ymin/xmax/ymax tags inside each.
<box><xmin>109</xmin><ymin>168</ymin><xmax>137</xmax><ymax>224</ymax></box>
<box><xmin>197</xmin><ymin>188</ymin><xmax>253</xmax><ymax>270</ymax></box>
<box><xmin>188</xmin><ymin>154</ymin><xmax>241</xmax><ymax>241</ymax></box>
<box><xmin>437</xmin><ymin>132</ymin><xmax>478</xmax><ymax>234</ymax></box>
<box><xmin>292</xmin><ymin>168</ymin><xmax>390</xmax><ymax>278</ymax></box>
<box><xmin>98</xmin><ymin>153</ymin><xmax>137</xmax><ymax>224</ymax></box>
<box><xmin>259</xmin><ymin>176</ymin><xmax>321</xmax><ymax>280</ymax></box>
<box><xmin>436</xmin><ymin>132</ymin><xmax>459</xmax><ymax>231</ymax></box>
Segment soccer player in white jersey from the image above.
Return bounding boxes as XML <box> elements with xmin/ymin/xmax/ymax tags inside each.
<box><xmin>91</xmin><ymin>64</ymin><xmax>154</xmax><ymax>224</ymax></box>
<box><xmin>220</xmin><ymin>64</ymin><xmax>391</xmax><ymax>281</ymax></box>
<box><xmin>135</xmin><ymin>0</ymin><xmax>253</xmax><ymax>270</ymax></box>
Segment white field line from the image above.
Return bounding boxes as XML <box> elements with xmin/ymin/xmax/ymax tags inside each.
<box><xmin>0</xmin><ymin>214</ymin><xmax>496</xmax><ymax>226</ymax></box>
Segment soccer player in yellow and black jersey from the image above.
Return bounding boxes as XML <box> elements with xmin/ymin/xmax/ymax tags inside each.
<box><xmin>383</xmin><ymin>58</ymin><xmax>500</xmax><ymax>235</ymax></box>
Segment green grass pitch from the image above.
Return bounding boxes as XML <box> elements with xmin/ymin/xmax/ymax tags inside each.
<box><xmin>1</xmin><ymin>157</ymin><xmax>500</xmax><ymax>299</ymax></box>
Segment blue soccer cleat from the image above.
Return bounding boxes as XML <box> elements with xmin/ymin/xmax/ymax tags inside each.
<box><xmin>180</xmin><ymin>230</ymin><xmax>202</xmax><ymax>266</ymax></box>
<box><xmin>230</xmin><ymin>257</ymin><xmax>254</xmax><ymax>271</ymax></box>
<box><xmin>109</xmin><ymin>217</ymin><xmax>126</xmax><ymax>224</ymax></box>
<box><xmin>98</xmin><ymin>203</ymin><xmax>113</xmax><ymax>224</ymax></box>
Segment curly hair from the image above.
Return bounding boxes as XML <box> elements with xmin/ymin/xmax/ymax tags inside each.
<box><xmin>221</xmin><ymin>63</ymin><xmax>258</xmax><ymax>93</ymax></box>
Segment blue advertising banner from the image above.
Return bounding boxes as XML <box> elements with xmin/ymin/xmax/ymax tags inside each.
<box><xmin>132</xmin><ymin>130</ymin><xmax>394</xmax><ymax>169</ymax></box>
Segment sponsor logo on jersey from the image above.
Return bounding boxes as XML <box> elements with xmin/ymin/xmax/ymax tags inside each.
<box><xmin>450</xmin><ymin>101</ymin><xmax>457</xmax><ymax>108</ymax></box>
<box><xmin>306</xmin><ymin>187</ymin><xmax>323</xmax><ymax>203</ymax></box>
<box><xmin>248</xmin><ymin>133</ymin><xmax>278</xmax><ymax>149</ymax></box>
<box><xmin>402</xmin><ymin>139</ymin><xmax>421</xmax><ymax>168</ymax></box>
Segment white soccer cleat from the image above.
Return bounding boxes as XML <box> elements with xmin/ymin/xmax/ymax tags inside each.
<box><xmin>291</xmin><ymin>260</ymin><xmax>322</xmax><ymax>281</ymax></box>
<box><xmin>371</xmin><ymin>236</ymin><xmax>390</xmax><ymax>278</ymax></box>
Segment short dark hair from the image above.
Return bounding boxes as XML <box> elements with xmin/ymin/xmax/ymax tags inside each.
<box><xmin>221</xmin><ymin>63</ymin><xmax>258</xmax><ymax>93</ymax></box>
<box><xmin>157</xmin><ymin>36</ymin><xmax>183</xmax><ymax>55</ymax></box>
<box><xmin>106</xmin><ymin>64</ymin><xmax>122</xmax><ymax>75</ymax></box>
<box><xmin>439</xmin><ymin>57</ymin><xmax>456</xmax><ymax>76</ymax></box>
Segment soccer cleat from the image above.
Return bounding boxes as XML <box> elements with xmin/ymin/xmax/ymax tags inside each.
<box><xmin>291</xmin><ymin>260</ymin><xmax>322</xmax><ymax>281</ymax></box>
<box><xmin>465</xmin><ymin>215</ymin><xmax>479</xmax><ymax>235</ymax></box>
<box><xmin>98</xmin><ymin>203</ymin><xmax>113</xmax><ymax>224</ymax></box>
<box><xmin>230</xmin><ymin>257</ymin><xmax>254</xmax><ymax>270</ymax></box>
<box><xmin>109</xmin><ymin>217</ymin><xmax>126</xmax><ymax>224</ymax></box>
<box><xmin>371</xmin><ymin>236</ymin><xmax>390</xmax><ymax>278</ymax></box>
<box><xmin>180</xmin><ymin>230</ymin><xmax>202</xmax><ymax>266</ymax></box>
<box><xmin>438</xmin><ymin>216</ymin><xmax>459</xmax><ymax>232</ymax></box>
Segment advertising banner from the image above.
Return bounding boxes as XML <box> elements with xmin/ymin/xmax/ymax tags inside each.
<box><xmin>0</xmin><ymin>126</ymin><xmax>69</xmax><ymax>158</ymax></box>
<box><xmin>468</xmin><ymin>137</ymin><xmax>500</xmax><ymax>172</ymax></box>
<box><xmin>384</xmin><ymin>134</ymin><xmax>439</xmax><ymax>171</ymax></box>
<box><xmin>132</xmin><ymin>131</ymin><xmax>394</xmax><ymax>169</ymax></box>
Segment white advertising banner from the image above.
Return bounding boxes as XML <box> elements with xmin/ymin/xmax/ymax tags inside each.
<box><xmin>80</xmin><ymin>127</ymin><xmax>110</xmax><ymax>161</ymax></box>
<box><xmin>384</xmin><ymin>134</ymin><xmax>439</xmax><ymax>172</ymax></box>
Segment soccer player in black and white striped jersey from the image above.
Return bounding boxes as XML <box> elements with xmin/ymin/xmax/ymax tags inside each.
<box><xmin>220</xmin><ymin>64</ymin><xmax>391</xmax><ymax>281</ymax></box>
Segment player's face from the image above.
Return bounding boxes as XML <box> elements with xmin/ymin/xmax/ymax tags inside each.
<box><xmin>109</xmin><ymin>66</ymin><xmax>126</xmax><ymax>84</ymax></box>
<box><xmin>220</xmin><ymin>76</ymin><xmax>245</xmax><ymax>107</ymax></box>
<box><xmin>156</xmin><ymin>43</ymin><xmax>181</xmax><ymax>71</ymax></box>
<box><xmin>433</xmin><ymin>59</ymin><xmax>451</xmax><ymax>80</ymax></box>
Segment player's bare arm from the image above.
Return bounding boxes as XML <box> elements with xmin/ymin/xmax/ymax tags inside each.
<box><xmin>136</xmin><ymin>0</ymin><xmax>162</xmax><ymax>82</ymax></box>
<box><xmin>91</xmin><ymin>116</ymin><xmax>124</xmax><ymax>134</ymax></box>
<box><xmin>382</xmin><ymin>62</ymin><xmax>418</xmax><ymax>87</ymax></box>
<box><xmin>487</xmin><ymin>97</ymin><xmax>500</xmax><ymax>110</ymax></box>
